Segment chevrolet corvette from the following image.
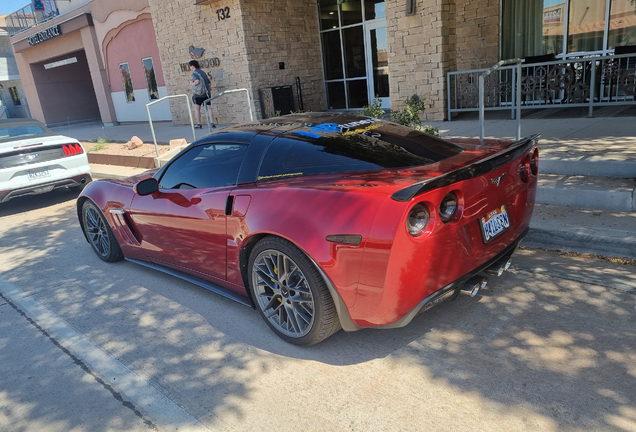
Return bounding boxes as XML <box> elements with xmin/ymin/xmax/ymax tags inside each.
<box><xmin>77</xmin><ymin>113</ymin><xmax>538</xmax><ymax>345</ymax></box>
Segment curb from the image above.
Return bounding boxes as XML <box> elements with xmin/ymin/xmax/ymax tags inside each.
<box><xmin>522</xmin><ymin>226</ymin><xmax>636</xmax><ymax>260</ymax></box>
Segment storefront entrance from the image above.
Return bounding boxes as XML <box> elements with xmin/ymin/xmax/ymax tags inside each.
<box><xmin>318</xmin><ymin>0</ymin><xmax>389</xmax><ymax>109</ymax></box>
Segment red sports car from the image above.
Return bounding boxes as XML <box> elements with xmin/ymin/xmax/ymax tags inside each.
<box><xmin>78</xmin><ymin>113</ymin><xmax>538</xmax><ymax>345</ymax></box>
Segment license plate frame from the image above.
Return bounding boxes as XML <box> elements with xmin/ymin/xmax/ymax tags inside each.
<box><xmin>27</xmin><ymin>167</ymin><xmax>50</xmax><ymax>181</ymax></box>
<box><xmin>479</xmin><ymin>204</ymin><xmax>511</xmax><ymax>243</ymax></box>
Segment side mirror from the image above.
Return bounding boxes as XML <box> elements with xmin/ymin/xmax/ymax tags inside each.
<box><xmin>134</xmin><ymin>178</ymin><xmax>159</xmax><ymax>196</ymax></box>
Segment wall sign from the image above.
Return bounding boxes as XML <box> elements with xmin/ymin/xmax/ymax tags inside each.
<box><xmin>216</xmin><ymin>7</ymin><xmax>231</xmax><ymax>21</ymax></box>
<box><xmin>28</xmin><ymin>24</ymin><xmax>62</xmax><ymax>46</ymax></box>
<box><xmin>179</xmin><ymin>57</ymin><xmax>221</xmax><ymax>72</ymax></box>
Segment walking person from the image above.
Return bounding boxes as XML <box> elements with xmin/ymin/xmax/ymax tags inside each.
<box><xmin>189</xmin><ymin>60</ymin><xmax>216</xmax><ymax>129</ymax></box>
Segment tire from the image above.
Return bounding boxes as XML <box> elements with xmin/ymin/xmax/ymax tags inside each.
<box><xmin>82</xmin><ymin>200</ymin><xmax>124</xmax><ymax>263</ymax></box>
<box><xmin>248</xmin><ymin>237</ymin><xmax>341</xmax><ymax>346</ymax></box>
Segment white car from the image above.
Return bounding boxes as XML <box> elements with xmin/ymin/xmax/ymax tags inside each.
<box><xmin>0</xmin><ymin>118</ymin><xmax>92</xmax><ymax>203</ymax></box>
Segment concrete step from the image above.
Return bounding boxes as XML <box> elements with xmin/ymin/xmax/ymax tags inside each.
<box><xmin>522</xmin><ymin>203</ymin><xmax>636</xmax><ymax>260</ymax></box>
<box><xmin>537</xmin><ymin>173</ymin><xmax>636</xmax><ymax>211</ymax></box>
<box><xmin>540</xmin><ymin>158</ymin><xmax>636</xmax><ymax>178</ymax></box>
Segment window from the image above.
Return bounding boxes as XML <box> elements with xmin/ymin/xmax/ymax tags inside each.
<box><xmin>9</xmin><ymin>87</ymin><xmax>21</xmax><ymax>106</ymax></box>
<box><xmin>502</xmin><ymin>0</ymin><xmax>636</xmax><ymax>59</ymax></box>
<box><xmin>159</xmin><ymin>143</ymin><xmax>247</xmax><ymax>189</ymax></box>
<box><xmin>142</xmin><ymin>57</ymin><xmax>159</xmax><ymax>100</ymax></box>
<box><xmin>257</xmin><ymin>131</ymin><xmax>463</xmax><ymax>181</ymax></box>
<box><xmin>119</xmin><ymin>62</ymin><xmax>135</xmax><ymax>103</ymax></box>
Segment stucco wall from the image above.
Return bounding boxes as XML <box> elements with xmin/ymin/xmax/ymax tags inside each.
<box><xmin>106</xmin><ymin>18</ymin><xmax>165</xmax><ymax>92</ymax></box>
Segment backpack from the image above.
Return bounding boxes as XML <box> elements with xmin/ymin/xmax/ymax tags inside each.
<box><xmin>192</xmin><ymin>70</ymin><xmax>209</xmax><ymax>97</ymax></box>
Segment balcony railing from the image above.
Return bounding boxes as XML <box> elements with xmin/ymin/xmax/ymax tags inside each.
<box><xmin>447</xmin><ymin>52</ymin><xmax>636</xmax><ymax>120</ymax></box>
<box><xmin>6</xmin><ymin>1</ymin><xmax>60</xmax><ymax>37</ymax></box>
<box><xmin>6</xmin><ymin>0</ymin><xmax>91</xmax><ymax>37</ymax></box>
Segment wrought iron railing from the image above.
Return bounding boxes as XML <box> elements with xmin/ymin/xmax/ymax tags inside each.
<box><xmin>448</xmin><ymin>53</ymin><xmax>636</xmax><ymax>120</ymax></box>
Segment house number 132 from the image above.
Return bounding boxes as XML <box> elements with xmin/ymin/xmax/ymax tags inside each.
<box><xmin>216</xmin><ymin>7</ymin><xmax>230</xmax><ymax>20</ymax></box>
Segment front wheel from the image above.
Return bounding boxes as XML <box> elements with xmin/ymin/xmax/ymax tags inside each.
<box><xmin>248</xmin><ymin>237</ymin><xmax>341</xmax><ymax>346</ymax></box>
<box><xmin>82</xmin><ymin>200</ymin><xmax>123</xmax><ymax>262</ymax></box>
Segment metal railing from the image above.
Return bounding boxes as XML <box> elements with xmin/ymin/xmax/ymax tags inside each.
<box><xmin>203</xmin><ymin>88</ymin><xmax>253</xmax><ymax>131</ymax></box>
<box><xmin>448</xmin><ymin>53</ymin><xmax>636</xmax><ymax>122</ymax></box>
<box><xmin>146</xmin><ymin>95</ymin><xmax>196</xmax><ymax>157</ymax></box>
<box><xmin>479</xmin><ymin>59</ymin><xmax>522</xmax><ymax>140</ymax></box>
<box><xmin>6</xmin><ymin>0</ymin><xmax>59</xmax><ymax>37</ymax></box>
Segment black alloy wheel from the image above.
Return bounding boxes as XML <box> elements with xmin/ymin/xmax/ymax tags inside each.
<box><xmin>248</xmin><ymin>236</ymin><xmax>341</xmax><ymax>346</ymax></box>
<box><xmin>82</xmin><ymin>200</ymin><xmax>123</xmax><ymax>262</ymax></box>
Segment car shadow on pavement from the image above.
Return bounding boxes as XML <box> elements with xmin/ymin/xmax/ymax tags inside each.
<box><xmin>1</xmin><ymin>200</ymin><xmax>636</xmax><ymax>430</ymax></box>
<box><xmin>0</xmin><ymin>187</ymin><xmax>81</xmax><ymax>218</ymax></box>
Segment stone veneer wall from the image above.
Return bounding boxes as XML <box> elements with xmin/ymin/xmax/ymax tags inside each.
<box><xmin>147</xmin><ymin>0</ymin><xmax>325</xmax><ymax>123</ymax></box>
<box><xmin>385</xmin><ymin>0</ymin><xmax>457</xmax><ymax>121</ymax></box>
<box><xmin>455</xmin><ymin>0</ymin><xmax>499</xmax><ymax>70</ymax></box>
<box><xmin>241</xmin><ymin>0</ymin><xmax>325</xmax><ymax>118</ymax></box>
<box><xmin>147</xmin><ymin>0</ymin><xmax>253</xmax><ymax>124</ymax></box>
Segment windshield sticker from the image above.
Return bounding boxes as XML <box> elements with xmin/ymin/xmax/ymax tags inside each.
<box><xmin>294</xmin><ymin>119</ymin><xmax>378</xmax><ymax>139</ymax></box>
<box><xmin>341</xmin><ymin>123</ymin><xmax>383</xmax><ymax>136</ymax></box>
<box><xmin>257</xmin><ymin>172</ymin><xmax>304</xmax><ymax>181</ymax></box>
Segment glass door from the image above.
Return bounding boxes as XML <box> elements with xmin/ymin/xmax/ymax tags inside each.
<box><xmin>365</xmin><ymin>22</ymin><xmax>389</xmax><ymax>108</ymax></box>
<box><xmin>318</xmin><ymin>0</ymin><xmax>388</xmax><ymax>110</ymax></box>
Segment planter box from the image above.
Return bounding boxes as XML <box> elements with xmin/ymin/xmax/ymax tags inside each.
<box><xmin>87</xmin><ymin>153</ymin><xmax>156</xmax><ymax>169</ymax></box>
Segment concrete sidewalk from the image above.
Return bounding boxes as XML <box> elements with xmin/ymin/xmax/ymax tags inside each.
<box><xmin>55</xmin><ymin>113</ymin><xmax>636</xmax><ymax>260</ymax></box>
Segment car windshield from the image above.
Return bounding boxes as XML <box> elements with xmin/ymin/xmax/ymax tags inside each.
<box><xmin>258</xmin><ymin>123</ymin><xmax>464</xmax><ymax>180</ymax></box>
<box><xmin>0</xmin><ymin>125</ymin><xmax>49</xmax><ymax>142</ymax></box>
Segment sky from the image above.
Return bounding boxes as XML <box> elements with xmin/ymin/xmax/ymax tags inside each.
<box><xmin>0</xmin><ymin>0</ymin><xmax>31</xmax><ymax>15</ymax></box>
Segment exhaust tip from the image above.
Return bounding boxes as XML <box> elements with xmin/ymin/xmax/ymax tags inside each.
<box><xmin>461</xmin><ymin>276</ymin><xmax>488</xmax><ymax>297</ymax></box>
<box><xmin>485</xmin><ymin>257</ymin><xmax>512</xmax><ymax>277</ymax></box>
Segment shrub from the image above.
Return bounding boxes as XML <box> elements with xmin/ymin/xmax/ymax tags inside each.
<box><xmin>358</xmin><ymin>97</ymin><xmax>386</xmax><ymax>119</ymax></box>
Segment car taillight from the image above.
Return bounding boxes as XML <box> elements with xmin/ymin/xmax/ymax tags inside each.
<box><xmin>406</xmin><ymin>203</ymin><xmax>430</xmax><ymax>237</ymax></box>
<box><xmin>530</xmin><ymin>148</ymin><xmax>539</xmax><ymax>176</ymax></box>
<box><xmin>63</xmin><ymin>144</ymin><xmax>84</xmax><ymax>156</ymax></box>
<box><xmin>520</xmin><ymin>154</ymin><xmax>531</xmax><ymax>183</ymax></box>
<box><xmin>439</xmin><ymin>192</ymin><xmax>458</xmax><ymax>223</ymax></box>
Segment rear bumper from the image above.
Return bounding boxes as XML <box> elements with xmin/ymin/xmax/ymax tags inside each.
<box><xmin>332</xmin><ymin>227</ymin><xmax>528</xmax><ymax>332</ymax></box>
<box><xmin>374</xmin><ymin>226</ymin><xmax>528</xmax><ymax>329</ymax></box>
<box><xmin>0</xmin><ymin>173</ymin><xmax>92</xmax><ymax>202</ymax></box>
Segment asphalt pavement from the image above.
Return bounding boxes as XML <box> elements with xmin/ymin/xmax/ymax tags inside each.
<box><xmin>50</xmin><ymin>109</ymin><xmax>636</xmax><ymax>260</ymax></box>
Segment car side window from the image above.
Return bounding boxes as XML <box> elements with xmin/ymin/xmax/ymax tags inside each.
<box><xmin>158</xmin><ymin>143</ymin><xmax>247</xmax><ymax>189</ymax></box>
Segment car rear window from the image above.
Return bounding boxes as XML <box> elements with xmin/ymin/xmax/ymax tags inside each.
<box><xmin>257</xmin><ymin>125</ymin><xmax>464</xmax><ymax>180</ymax></box>
<box><xmin>0</xmin><ymin>125</ymin><xmax>48</xmax><ymax>141</ymax></box>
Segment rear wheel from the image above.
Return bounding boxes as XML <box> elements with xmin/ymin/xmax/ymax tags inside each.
<box><xmin>82</xmin><ymin>201</ymin><xmax>123</xmax><ymax>262</ymax></box>
<box><xmin>248</xmin><ymin>237</ymin><xmax>340</xmax><ymax>346</ymax></box>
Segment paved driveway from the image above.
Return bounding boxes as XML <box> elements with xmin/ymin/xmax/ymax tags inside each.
<box><xmin>1</xmin><ymin>189</ymin><xmax>635</xmax><ymax>431</ymax></box>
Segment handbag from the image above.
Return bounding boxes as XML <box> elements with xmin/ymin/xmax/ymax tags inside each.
<box><xmin>192</xmin><ymin>70</ymin><xmax>208</xmax><ymax>97</ymax></box>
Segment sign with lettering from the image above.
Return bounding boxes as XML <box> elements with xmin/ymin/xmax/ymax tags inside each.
<box><xmin>179</xmin><ymin>57</ymin><xmax>221</xmax><ymax>72</ymax></box>
<box><xmin>33</xmin><ymin>0</ymin><xmax>45</xmax><ymax>11</ymax></box>
<box><xmin>544</xmin><ymin>8</ymin><xmax>562</xmax><ymax>24</ymax></box>
<box><xmin>28</xmin><ymin>24</ymin><xmax>62</xmax><ymax>46</ymax></box>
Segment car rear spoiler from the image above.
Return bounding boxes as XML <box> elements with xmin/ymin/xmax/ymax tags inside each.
<box><xmin>391</xmin><ymin>134</ymin><xmax>540</xmax><ymax>202</ymax></box>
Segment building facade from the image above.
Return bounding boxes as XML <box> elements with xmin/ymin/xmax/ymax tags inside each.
<box><xmin>1</xmin><ymin>15</ymin><xmax>28</xmax><ymax>119</ymax></box>
<box><xmin>8</xmin><ymin>0</ymin><xmax>170</xmax><ymax>125</ymax></box>
<box><xmin>8</xmin><ymin>0</ymin><xmax>636</xmax><ymax>124</ymax></box>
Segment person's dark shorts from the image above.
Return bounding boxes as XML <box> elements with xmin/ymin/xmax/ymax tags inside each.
<box><xmin>192</xmin><ymin>95</ymin><xmax>207</xmax><ymax>106</ymax></box>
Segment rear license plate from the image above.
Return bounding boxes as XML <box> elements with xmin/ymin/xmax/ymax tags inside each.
<box><xmin>27</xmin><ymin>168</ymin><xmax>50</xmax><ymax>181</ymax></box>
<box><xmin>479</xmin><ymin>204</ymin><xmax>510</xmax><ymax>243</ymax></box>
